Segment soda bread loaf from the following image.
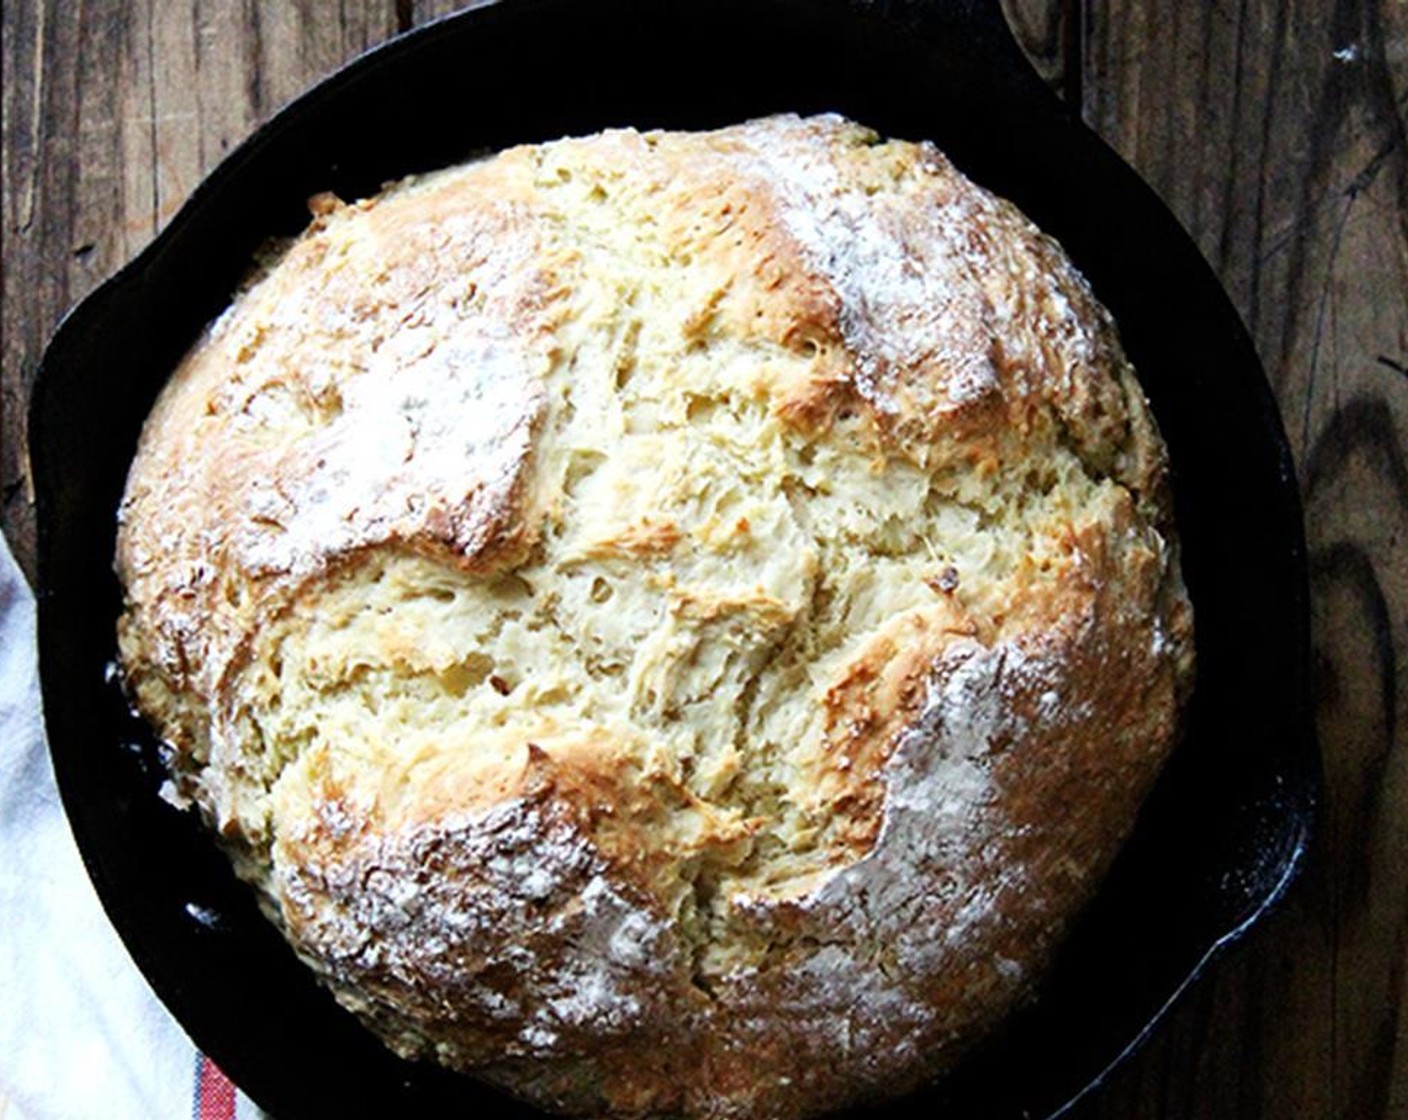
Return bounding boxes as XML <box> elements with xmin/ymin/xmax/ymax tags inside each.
<box><xmin>116</xmin><ymin>114</ymin><xmax>1194</xmax><ymax>1119</ymax></box>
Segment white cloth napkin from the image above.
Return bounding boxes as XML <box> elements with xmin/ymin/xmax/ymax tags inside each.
<box><xmin>0</xmin><ymin>529</ymin><xmax>263</xmax><ymax>1120</ymax></box>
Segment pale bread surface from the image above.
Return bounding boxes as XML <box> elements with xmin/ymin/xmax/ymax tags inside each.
<box><xmin>116</xmin><ymin>114</ymin><xmax>1194</xmax><ymax>1119</ymax></box>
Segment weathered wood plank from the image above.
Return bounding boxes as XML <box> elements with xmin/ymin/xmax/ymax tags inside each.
<box><xmin>1081</xmin><ymin>2</ymin><xmax>1408</xmax><ymax>1118</ymax></box>
<box><xmin>2</xmin><ymin>0</ymin><xmax>89</xmax><ymax>580</ymax></box>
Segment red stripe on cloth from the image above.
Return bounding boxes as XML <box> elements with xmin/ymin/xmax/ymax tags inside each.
<box><xmin>197</xmin><ymin>1054</ymin><xmax>238</xmax><ymax>1120</ymax></box>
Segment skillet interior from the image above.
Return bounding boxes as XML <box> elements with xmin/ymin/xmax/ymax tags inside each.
<box><xmin>29</xmin><ymin>1</ymin><xmax>1317</xmax><ymax>1116</ymax></box>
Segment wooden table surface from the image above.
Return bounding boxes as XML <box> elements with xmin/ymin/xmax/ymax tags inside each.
<box><xmin>3</xmin><ymin>2</ymin><xmax>1406</xmax><ymax>1117</ymax></box>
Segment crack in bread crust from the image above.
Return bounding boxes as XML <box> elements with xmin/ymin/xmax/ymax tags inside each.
<box><xmin>116</xmin><ymin>114</ymin><xmax>1195</xmax><ymax>1120</ymax></box>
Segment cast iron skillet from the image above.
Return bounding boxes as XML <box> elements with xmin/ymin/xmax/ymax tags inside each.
<box><xmin>30</xmin><ymin>1</ymin><xmax>1318</xmax><ymax>1116</ymax></box>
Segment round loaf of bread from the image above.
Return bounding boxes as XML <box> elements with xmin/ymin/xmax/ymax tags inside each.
<box><xmin>116</xmin><ymin>114</ymin><xmax>1194</xmax><ymax>1119</ymax></box>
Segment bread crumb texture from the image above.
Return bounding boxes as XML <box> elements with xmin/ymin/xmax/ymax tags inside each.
<box><xmin>116</xmin><ymin>115</ymin><xmax>1194</xmax><ymax>1119</ymax></box>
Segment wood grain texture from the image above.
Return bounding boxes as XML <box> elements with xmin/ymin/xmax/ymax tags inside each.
<box><xmin>2</xmin><ymin>3</ymin><xmax>1405</xmax><ymax>1119</ymax></box>
<box><xmin>1078</xmin><ymin>2</ymin><xmax>1408</xmax><ymax>1118</ymax></box>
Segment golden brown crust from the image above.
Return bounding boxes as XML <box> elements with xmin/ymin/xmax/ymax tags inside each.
<box><xmin>116</xmin><ymin>114</ymin><xmax>1194</xmax><ymax>1119</ymax></box>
